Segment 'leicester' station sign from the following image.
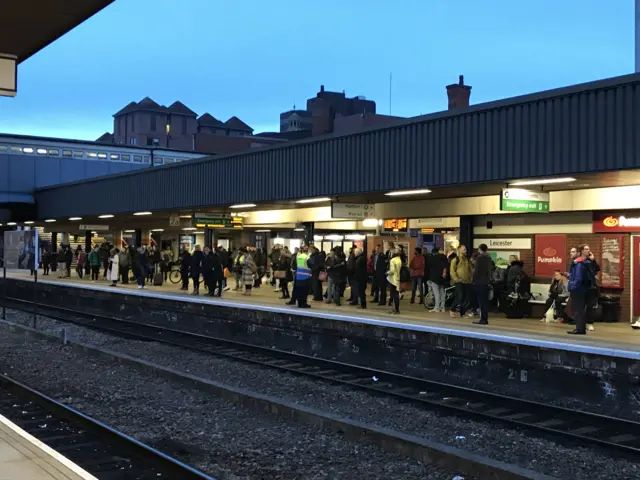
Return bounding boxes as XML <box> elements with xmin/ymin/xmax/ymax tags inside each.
<box><xmin>501</xmin><ymin>188</ymin><xmax>550</xmax><ymax>213</ymax></box>
<box><xmin>473</xmin><ymin>238</ymin><xmax>532</xmax><ymax>250</ymax></box>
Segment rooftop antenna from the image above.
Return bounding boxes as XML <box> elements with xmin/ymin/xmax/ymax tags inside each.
<box><xmin>293</xmin><ymin>103</ymin><xmax>296</xmax><ymax>110</ymax></box>
<box><xmin>389</xmin><ymin>72</ymin><xmax>393</xmax><ymax>115</ymax></box>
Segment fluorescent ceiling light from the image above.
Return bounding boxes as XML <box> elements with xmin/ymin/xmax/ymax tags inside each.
<box><xmin>98</xmin><ymin>214</ymin><xmax>114</xmax><ymax>219</ymax></box>
<box><xmin>24</xmin><ymin>221</ymin><xmax>34</xmax><ymax>225</ymax></box>
<box><xmin>7</xmin><ymin>222</ymin><xmax>16</xmax><ymax>226</ymax></box>
<box><xmin>133</xmin><ymin>211</ymin><xmax>152</xmax><ymax>216</ymax></box>
<box><xmin>255</xmin><ymin>229</ymin><xmax>271</xmax><ymax>232</ymax></box>
<box><xmin>182</xmin><ymin>227</ymin><xmax>197</xmax><ymax>231</ymax></box>
<box><xmin>509</xmin><ymin>177</ymin><xmax>576</xmax><ymax>186</ymax></box>
<box><xmin>180</xmin><ymin>215</ymin><xmax>192</xmax><ymax>219</ymax></box>
<box><xmin>91</xmin><ymin>231</ymin><xmax>98</xmax><ymax>234</ymax></box>
<box><xmin>69</xmin><ymin>217</ymin><xmax>82</xmax><ymax>221</ymax></box>
<box><xmin>22</xmin><ymin>147</ymin><xmax>34</xmax><ymax>153</ymax></box>
<box><xmin>295</xmin><ymin>197</ymin><xmax>331</xmax><ymax>204</ymax></box>
<box><xmin>362</xmin><ymin>218</ymin><xmax>379</xmax><ymax>228</ymax></box>
<box><xmin>229</xmin><ymin>203</ymin><xmax>256</xmax><ymax>209</ymax></box>
<box><xmin>385</xmin><ymin>189</ymin><xmax>432</xmax><ymax>196</ymax></box>
<box><xmin>151</xmin><ymin>228</ymin><xmax>164</xmax><ymax>232</ymax></box>
<box><xmin>124</xmin><ymin>230</ymin><xmax>135</xmax><ymax>233</ymax></box>
<box><xmin>194</xmin><ymin>231</ymin><xmax>204</xmax><ymax>234</ymax></box>
<box><xmin>44</xmin><ymin>219</ymin><xmax>56</xmax><ymax>223</ymax></box>
<box><xmin>294</xmin><ymin>228</ymin><xmax>305</xmax><ymax>231</ymax></box>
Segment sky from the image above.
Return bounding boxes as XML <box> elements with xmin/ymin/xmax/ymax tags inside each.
<box><xmin>0</xmin><ymin>0</ymin><xmax>634</xmax><ymax>141</ymax></box>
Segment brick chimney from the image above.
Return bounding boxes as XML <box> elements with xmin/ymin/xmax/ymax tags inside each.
<box><xmin>446</xmin><ymin>75</ymin><xmax>471</xmax><ymax>110</ymax></box>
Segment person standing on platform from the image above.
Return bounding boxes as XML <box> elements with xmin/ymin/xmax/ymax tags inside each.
<box><xmin>567</xmin><ymin>245</ymin><xmax>595</xmax><ymax>335</ymax></box>
<box><xmin>100</xmin><ymin>244</ymin><xmax>110</xmax><ymax>279</ymax></box>
<box><xmin>291</xmin><ymin>244</ymin><xmax>312</xmax><ymax>308</ymax></box>
<box><xmin>216</xmin><ymin>245</ymin><xmax>230</xmax><ymax>291</ymax></box>
<box><xmin>233</xmin><ymin>249</ymin><xmax>245</xmax><ymax>291</ymax></box>
<box><xmin>387</xmin><ymin>247</ymin><xmax>402</xmax><ymax>315</ymax></box>
<box><xmin>427</xmin><ymin>247</ymin><xmax>449</xmax><ymax>312</ymax></box>
<box><xmin>88</xmin><ymin>246</ymin><xmax>101</xmax><ymax>281</ymax></box>
<box><xmin>309</xmin><ymin>246</ymin><xmax>325</xmax><ymax>302</ymax></box>
<box><xmin>372</xmin><ymin>244</ymin><xmax>387</xmax><ymax>305</ymax></box>
<box><xmin>41</xmin><ymin>248</ymin><xmax>50</xmax><ymax>276</ymax></box>
<box><xmin>118</xmin><ymin>246</ymin><xmax>131</xmax><ymax>285</ymax></box>
<box><xmin>190</xmin><ymin>244</ymin><xmax>204</xmax><ymax>295</ymax></box>
<box><xmin>107</xmin><ymin>248</ymin><xmax>119</xmax><ymax>287</ymax></box>
<box><xmin>409</xmin><ymin>247</ymin><xmax>425</xmax><ymax>305</ymax></box>
<box><xmin>472</xmin><ymin>243</ymin><xmax>492</xmax><ymax>325</ymax></box>
<box><xmin>210</xmin><ymin>247</ymin><xmax>224</xmax><ymax>297</ymax></box>
<box><xmin>136</xmin><ymin>245</ymin><xmax>149</xmax><ymax>289</ymax></box>
<box><xmin>180</xmin><ymin>248</ymin><xmax>191</xmax><ymax>291</ymax></box>
<box><xmin>201</xmin><ymin>246</ymin><xmax>214</xmax><ymax>296</ymax></box>
<box><xmin>75</xmin><ymin>246</ymin><xmax>87</xmax><ymax>279</ymax></box>
<box><xmin>351</xmin><ymin>247</ymin><xmax>368</xmax><ymax>309</ymax></box>
<box><xmin>450</xmin><ymin>245</ymin><xmax>472</xmax><ymax>318</ymax></box>
<box><xmin>241</xmin><ymin>247</ymin><xmax>256</xmax><ymax>296</ymax></box>
<box><xmin>278</xmin><ymin>246</ymin><xmax>292</xmax><ymax>300</ymax></box>
<box><xmin>581</xmin><ymin>244</ymin><xmax>600</xmax><ymax>333</ymax></box>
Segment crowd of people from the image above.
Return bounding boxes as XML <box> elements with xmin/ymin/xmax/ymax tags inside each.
<box><xmin>34</xmin><ymin>239</ymin><xmax>603</xmax><ymax>335</ymax></box>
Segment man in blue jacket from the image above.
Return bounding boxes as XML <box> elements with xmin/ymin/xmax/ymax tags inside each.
<box><xmin>567</xmin><ymin>245</ymin><xmax>594</xmax><ymax>335</ymax></box>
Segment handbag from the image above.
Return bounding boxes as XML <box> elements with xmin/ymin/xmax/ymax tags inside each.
<box><xmin>274</xmin><ymin>270</ymin><xmax>286</xmax><ymax>279</ymax></box>
<box><xmin>318</xmin><ymin>271</ymin><xmax>328</xmax><ymax>282</ymax></box>
<box><xmin>223</xmin><ymin>267</ymin><xmax>231</xmax><ymax>279</ymax></box>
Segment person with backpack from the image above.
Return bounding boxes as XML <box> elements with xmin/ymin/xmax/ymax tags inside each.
<box><xmin>472</xmin><ymin>243</ymin><xmax>493</xmax><ymax>325</ymax></box>
<box><xmin>449</xmin><ymin>245</ymin><xmax>473</xmax><ymax>318</ymax></box>
<box><xmin>118</xmin><ymin>246</ymin><xmax>131</xmax><ymax>284</ymax></box>
<box><xmin>567</xmin><ymin>244</ymin><xmax>596</xmax><ymax>335</ymax></box>
<box><xmin>88</xmin><ymin>246</ymin><xmax>101</xmax><ymax>281</ymax></box>
<box><xmin>426</xmin><ymin>247</ymin><xmax>449</xmax><ymax>312</ymax></box>
<box><xmin>75</xmin><ymin>246</ymin><xmax>87</xmax><ymax>279</ymax></box>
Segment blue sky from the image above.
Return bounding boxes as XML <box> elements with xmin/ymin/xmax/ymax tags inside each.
<box><xmin>0</xmin><ymin>0</ymin><xmax>633</xmax><ymax>141</ymax></box>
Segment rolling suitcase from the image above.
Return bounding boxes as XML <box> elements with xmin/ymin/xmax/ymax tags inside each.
<box><xmin>153</xmin><ymin>272</ymin><xmax>163</xmax><ymax>286</ymax></box>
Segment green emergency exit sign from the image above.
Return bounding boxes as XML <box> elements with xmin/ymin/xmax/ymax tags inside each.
<box><xmin>501</xmin><ymin>188</ymin><xmax>550</xmax><ymax>212</ymax></box>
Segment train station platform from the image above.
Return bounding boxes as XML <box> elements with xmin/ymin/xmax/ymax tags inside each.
<box><xmin>2</xmin><ymin>271</ymin><xmax>640</xmax><ymax>419</ymax></box>
<box><xmin>0</xmin><ymin>413</ymin><xmax>96</xmax><ymax>480</ymax></box>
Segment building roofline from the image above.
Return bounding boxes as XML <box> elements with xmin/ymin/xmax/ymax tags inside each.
<box><xmin>34</xmin><ymin>71</ymin><xmax>640</xmax><ymax>193</ymax></box>
<box><xmin>0</xmin><ymin>132</ymin><xmax>206</xmax><ymax>155</ymax></box>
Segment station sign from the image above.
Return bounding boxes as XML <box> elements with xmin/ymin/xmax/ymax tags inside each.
<box><xmin>193</xmin><ymin>213</ymin><xmax>243</xmax><ymax>229</ymax></box>
<box><xmin>331</xmin><ymin>202</ymin><xmax>376</xmax><ymax>219</ymax></box>
<box><xmin>383</xmin><ymin>218</ymin><xmax>408</xmax><ymax>232</ymax></box>
<box><xmin>473</xmin><ymin>238</ymin><xmax>532</xmax><ymax>250</ymax></box>
<box><xmin>500</xmin><ymin>188</ymin><xmax>549</xmax><ymax>213</ymax></box>
<box><xmin>593</xmin><ymin>212</ymin><xmax>640</xmax><ymax>233</ymax></box>
<box><xmin>79</xmin><ymin>224</ymin><xmax>109</xmax><ymax>231</ymax></box>
<box><xmin>169</xmin><ymin>214</ymin><xmax>181</xmax><ymax>227</ymax></box>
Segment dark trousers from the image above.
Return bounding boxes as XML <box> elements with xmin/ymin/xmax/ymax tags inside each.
<box><xmin>377</xmin><ymin>277</ymin><xmax>388</xmax><ymax>305</ymax></box>
<box><xmin>192</xmin><ymin>275</ymin><xmax>200</xmax><ymax>292</ymax></box>
<box><xmin>571</xmin><ymin>289</ymin><xmax>588</xmax><ymax>333</ymax></box>
<box><xmin>371</xmin><ymin>276</ymin><xmax>379</xmax><ymax>299</ymax></box>
<box><xmin>66</xmin><ymin>262</ymin><xmax>72</xmax><ymax>277</ymax></box>
<box><xmin>203</xmin><ymin>271</ymin><xmax>213</xmax><ymax>292</ymax></box>
<box><xmin>120</xmin><ymin>266</ymin><xmax>130</xmax><ymax>284</ymax></box>
<box><xmin>210</xmin><ymin>276</ymin><xmax>223</xmax><ymax>296</ymax></box>
<box><xmin>453</xmin><ymin>282</ymin><xmax>471</xmax><ymax>315</ymax></box>
<box><xmin>281</xmin><ymin>279</ymin><xmax>290</xmax><ymax>298</ymax></box>
<box><xmin>43</xmin><ymin>265</ymin><xmax>49</xmax><ymax>275</ymax></box>
<box><xmin>389</xmin><ymin>284</ymin><xmax>400</xmax><ymax>312</ymax></box>
<box><xmin>76</xmin><ymin>264</ymin><xmax>84</xmax><ymax>279</ymax></box>
<box><xmin>544</xmin><ymin>294</ymin><xmax>565</xmax><ymax>318</ymax></box>
<box><xmin>91</xmin><ymin>266</ymin><xmax>99</xmax><ymax>280</ymax></box>
<box><xmin>356</xmin><ymin>279</ymin><xmax>367</xmax><ymax>308</ymax></box>
<box><xmin>181</xmin><ymin>271</ymin><xmax>189</xmax><ymax>289</ymax></box>
<box><xmin>137</xmin><ymin>266</ymin><xmax>147</xmax><ymax>287</ymax></box>
<box><xmin>475</xmin><ymin>284</ymin><xmax>490</xmax><ymax>323</ymax></box>
<box><xmin>312</xmin><ymin>274</ymin><xmax>323</xmax><ymax>300</ymax></box>
<box><xmin>103</xmin><ymin>260</ymin><xmax>109</xmax><ymax>278</ymax></box>
<box><xmin>411</xmin><ymin>277</ymin><xmax>424</xmax><ymax>303</ymax></box>
<box><xmin>292</xmin><ymin>281</ymin><xmax>309</xmax><ymax>307</ymax></box>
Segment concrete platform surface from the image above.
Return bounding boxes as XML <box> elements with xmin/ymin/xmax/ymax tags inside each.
<box><xmin>0</xmin><ymin>413</ymin><xmax>96</xmax><ymax>480</ymax></box>
<box><xmin>5</xmin><ymin>270</ymin><xmax>639</xmax><ymax>359</ymax></box>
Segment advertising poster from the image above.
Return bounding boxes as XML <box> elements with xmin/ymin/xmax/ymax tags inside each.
<box><xmin>3</xmin><ymin>230</ymin><xmax>39</xmax><ymax>270</ymax></box>
<box><xmin>601</xmin><ymin>235</ymin><xmax>624</xmax><ymax>288</ymax></box>
<box><xmin>489</xmin><ymin>251</ymin><xmax>519</xmax><ymax>269</ymax></box>
<box><xmin>535</xmin><ymin>234</ymin><xmax>566</xmax><ymax>277</ymax></box>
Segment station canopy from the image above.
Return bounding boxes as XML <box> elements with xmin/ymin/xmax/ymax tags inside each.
<box><xmin>0</xmin><ymin>0</ymin><xmax>113</xmax><ymax>96</ymax></box>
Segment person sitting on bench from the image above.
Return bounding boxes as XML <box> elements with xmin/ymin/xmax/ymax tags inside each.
<box><xmin>541</xmin><ymin>270</ymin><xmax>568</xmax><ymax>322</ymax></box>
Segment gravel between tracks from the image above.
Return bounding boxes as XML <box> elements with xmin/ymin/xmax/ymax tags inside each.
<box><xmin>8</xmin><ymin>310</ymin><xmax>640</xmax><ymax>479</ymax></box>
<box><xmin>0</xmin><ymin>312</ymin><xmax>468</xmax><ymax>480</ymax></box>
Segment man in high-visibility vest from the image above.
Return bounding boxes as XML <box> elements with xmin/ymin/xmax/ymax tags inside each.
<box><xmin>290</xmin><ymin>244</ymin><xmax>312</xmax><ymax>308</ymax></box>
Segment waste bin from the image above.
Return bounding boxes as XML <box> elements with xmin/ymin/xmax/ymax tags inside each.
<box><xmin>599</xmin><ymin>295</ymin><xmax>621</xmax><ymax>323</ymax></box>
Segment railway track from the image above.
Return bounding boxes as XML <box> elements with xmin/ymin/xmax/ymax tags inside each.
<box><xmin>5</xmin><ymin>296</ymin><xmax>640</xmax><ymax>460</ymax></box>
<box><xmin>0</xmin><ymin>369</ymin><xmax>215</xmax><ymax>479</ymax></box>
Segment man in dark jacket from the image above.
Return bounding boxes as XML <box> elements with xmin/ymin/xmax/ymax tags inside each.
<box><xmin>216</xmin><ymin>246</ymin><xmax>230</xmax><ymax>291</ymax></box>
<box><xmin>190</xmin><ymin>245</ymin><xmax>204</xmax><ymax>295</ymax></box>
<box><xmin>567</xmin><ymin>245</ymin><xmax>595</xmax><ymax>335</ymax></box>
<box><xmin>201</xmin><ymin>246</ymin><xmax>215</xmax><ymax>296</ymax></box>
<box><xmin>472</xmin><ymin>243</ymin><xmax>492</xmax><ymax>325</ymax></box>
<box><xmin>426</xmin><ymin>247</ymin><xmax>449</xmax><ymax>312</ymax></box>
<box><xmin>351</xmin><ymin>247</ymin><xmax>368</xmax><ymax>309</ymax></box>
<box><xmin>309</xmin><ymin>246</ymin><xmax>325</xmax><ymax>301</ymax></box>
<box><xmin>373</xmin><ymin>245</ymin><xmax>388</xmax><ymax>305</ymax></box>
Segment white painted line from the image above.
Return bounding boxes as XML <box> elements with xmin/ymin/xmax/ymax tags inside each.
<box><xmin>0</xmin><ymin>413</ymin><xmax>98</xmax><ymax>479</ymax></box>
<box><xmin>9</xmin><ymin>275</ymin><xmax>640</xmax><ymax>361</ymax></box>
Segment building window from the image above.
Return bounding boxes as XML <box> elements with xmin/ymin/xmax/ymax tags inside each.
<box><xmin>97</xmin><ymin>153</ymin><xmax>107</xmax><ymax>159</ymax></box>
<box><xmin>110</xmin><ymin>153</ymin><xmax>120</xmax><ymax>160</ymax></box>
<box><xmin>133</xmin><ymin>155</ymin><xmax>143</xmax><ymax>162</ymax></box>
<box><xmin>0</xmin><ymin>145</ymin><xmax>7</xmax><ymax>152</ymax></box>
<box><xmin>48</xmin><ymin>149</ymin><xmax>59</xmax><ymax>156</ymax></box>
<box><xmin>150</xmin><ymin>114</ymin><xmax>157</xmax><ymax>132</ymax></box>
<box><xmin>62</xmin><ymin>150</ymin><xmax>72</xmax><ymax>157</ymax></box>
<box><xmin>182</xmin><ymin>116</ymin><xmax>187</xmax><ymax>134</ymax></box>
<box><xmin>121</xmin><ymin>154</ymin><xmax>131</xmax><ymax>161</ymax></box>
<box><xmin>130</xmin><ymin>138</ymin><xmax>137</xmax><ymax>145</ymax></box>
<box><xmin>73</xmin><ymin>151</ymin><xmax>84</xmax><ymax>158</ymax></box>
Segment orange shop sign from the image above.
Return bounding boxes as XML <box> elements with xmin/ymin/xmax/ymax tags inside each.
<box><xmin>593</xmin><ymin>212</ymin><xmax>640</xmax><ymax>232</ymax></box>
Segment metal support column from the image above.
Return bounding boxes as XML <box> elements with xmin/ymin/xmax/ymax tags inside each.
<box><xmin>84</xmin><ymin>232</ymin><xmax>92</xmax><ymax>274</ymax></box>
<box><xmin>303</xmin><ymin>222</ymin><xmax>315</xmax><ymax>246</ymax></box>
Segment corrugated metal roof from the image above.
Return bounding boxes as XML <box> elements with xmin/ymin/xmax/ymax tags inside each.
<box><xmin>34</xmin><ymin>72</ymin><xmax>640</xmax><ymax>219</ymax></box>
